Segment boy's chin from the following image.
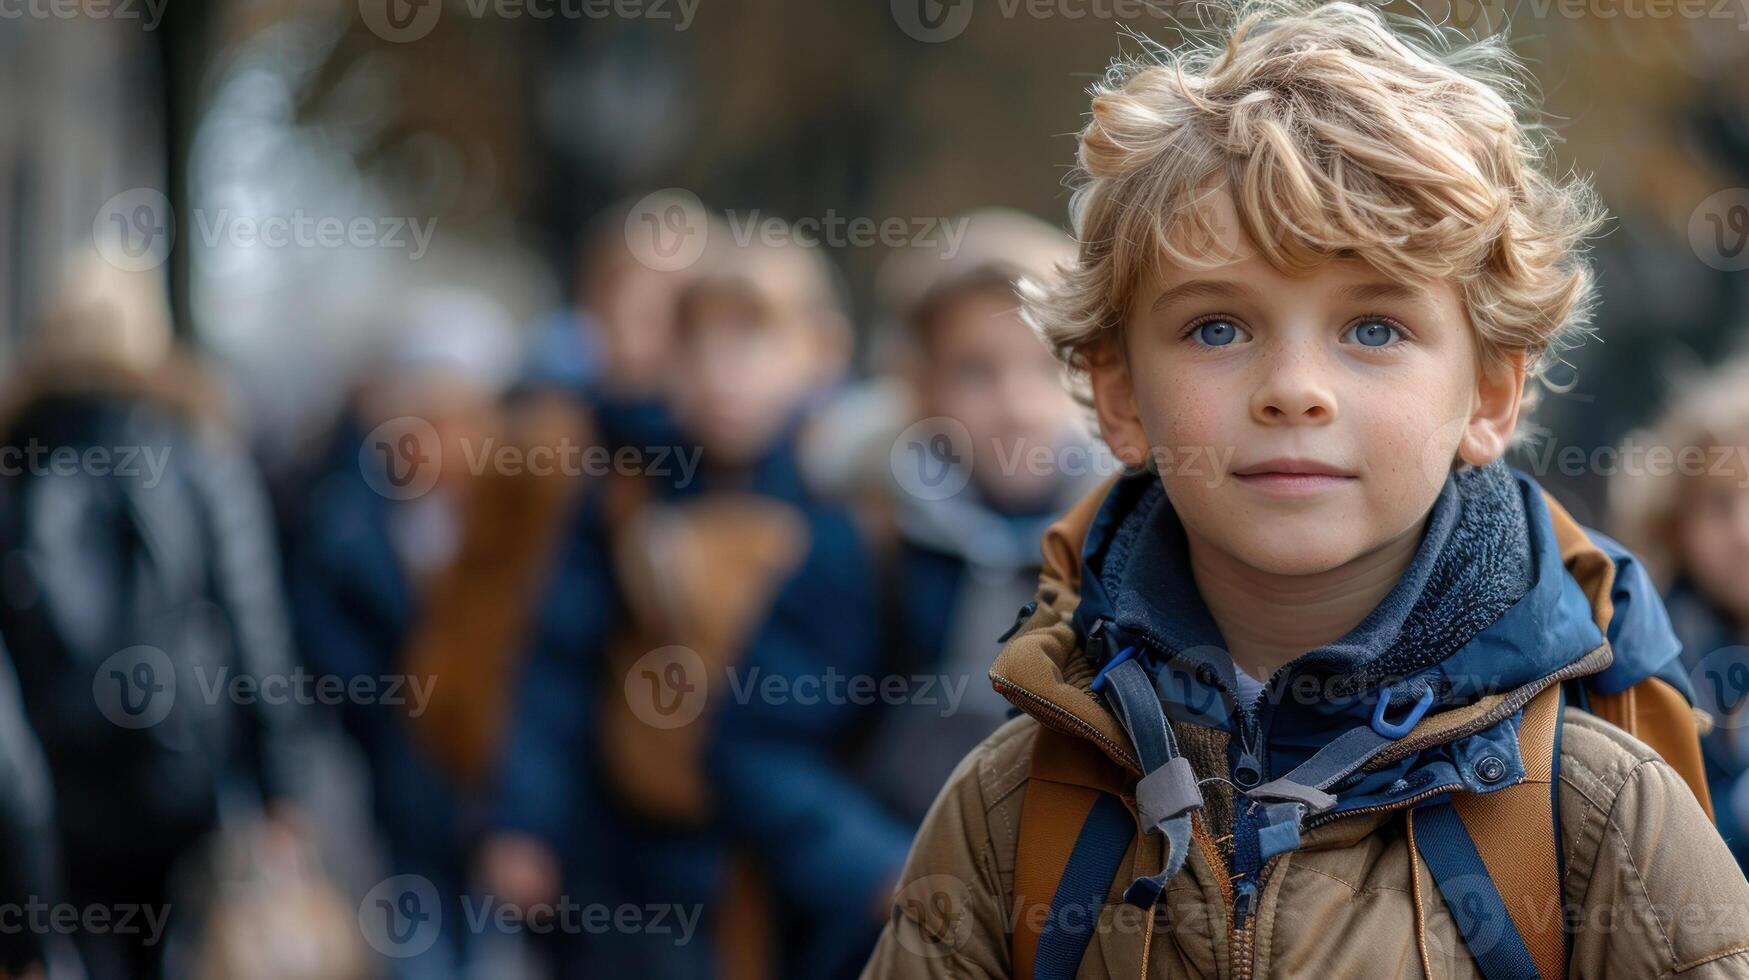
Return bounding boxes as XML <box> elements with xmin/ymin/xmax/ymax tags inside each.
<box><xmin>1211</xmin><ymin>524</ymin><xmax>1380</xmax><ymax>578</ymax></box>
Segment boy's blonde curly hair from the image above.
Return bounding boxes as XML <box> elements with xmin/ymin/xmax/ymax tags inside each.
<box><xmin>1023</xmin><ymin>0</ymin><xmax>1608</xmax><ymax>411</ymax></box>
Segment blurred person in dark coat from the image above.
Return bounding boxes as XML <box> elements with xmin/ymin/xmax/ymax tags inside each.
<box><xmin>1611</xmin><ymin>352</ymin><xmax>1749</xmax><ymax>868</ymax></box>
<box><xmin>287</xmin><ymin>288</ymin><xmax>520</xmax><ymax>980</ymax></box>
<box><xmin>0</xmin><ymin>257</ymin><xmax>305</xmax><ymax>980</ymax></box>
<box><xmin>481</xmin><ymin>227</ymin><xmax>854</xmax><ymax>980</ymax></box>
<box><xmin>708</xmin><ymin>210</ymin><xmax>1103</xmax><ymax>980</ymax></box>
<box><xmin>0</xmin><ymin>638</ymin><xmax>56</xmax><ymax>980</ymax></box>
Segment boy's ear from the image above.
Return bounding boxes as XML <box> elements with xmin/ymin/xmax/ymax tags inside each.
<box><xmin>1087</xmin><ymin>337</ymin><xmax>1151</xmax><ymax>468</ymax></box>
<box><xmin>1458</xmin><ymin>350</ymin><xmax>1527</xmax><ymax>467</ymax></box>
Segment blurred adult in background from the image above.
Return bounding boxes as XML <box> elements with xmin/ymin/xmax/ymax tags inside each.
<box><xmin>1611</xmin><ymin>352</ymin><xmax>1749</xmax><ymax>868</ymax></box>
<box><xmin>483</xmin><ymin>226</ymin><xmax>853</xmax><ymax>980</ymax></box>
<box><xmin>709</xmin><ymin>210</ymin><xmax>1101</xmax><ymax>980</ymax></box>
<box><xmin>287</xmin><ymin>288</ymin><xmax>520</xmax><ymax>979</ymax></box>
<box><xmin>0</xmin><ymin>257</ymin><xmax>306</xmax><ymax>980</ymax></box>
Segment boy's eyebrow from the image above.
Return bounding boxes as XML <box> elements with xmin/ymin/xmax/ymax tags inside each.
<box><xmin>1147</xmin><ymin>278</ymin><xmax>1426</xmax><ymax>316</ymax></box>
<box><xmin>1149</xmin><ymin>278</ymin><xmax>1257</xmax><ymax>314</ymax></box>
<box><xmin>1341</xmin><ymin>280</ymin><xmax>1423</xmax><ymax>303</ymax></box>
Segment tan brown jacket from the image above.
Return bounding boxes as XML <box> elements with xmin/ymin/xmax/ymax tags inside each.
<box><xmin>862</xmin><ymin>484</ymin><xmax>1749</xmax><ymax>980</ymax></box>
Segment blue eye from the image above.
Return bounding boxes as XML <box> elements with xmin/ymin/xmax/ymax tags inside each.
<box><xmin>1346</xmin><ymin>319</ymin><xmax>1400</xmax><ymax>347</ymax></box>
<box><xmin>1193</xmin><ymin>319</ymin><xmax>1243</xmax><ymax>347</ymax></box>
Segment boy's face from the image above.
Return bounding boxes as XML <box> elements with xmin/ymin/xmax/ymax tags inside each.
<box><xmin>671</xmin><ymin>284</ymin><xmax>840</xmax><ymax>467</ymax></box>
<box><xmin>919</xmin><ymin>286</ymin><xmax>1078</xmax><ymax>510</ymax></box>
<box><xmin>1090</xmin><ymin>190</ymin><xmax>1524</xmax><ymax>577</ymax></box>
<box><xmin>368</xmin><ymin>372</ymin><xmax>501</xmax><ymax>493</ymax></box>
<box><xmin>587</xmin><ymin>254</ymin><xmax>682</xmax><ymax>395</ymax></box>
<box><xmin>1678</xmin><ymin>452</ymin><xmax>1749</xmax><ymax>625</ymax></box>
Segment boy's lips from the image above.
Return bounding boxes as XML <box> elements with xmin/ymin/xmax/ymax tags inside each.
<box><xmin>1230</xmin><ymin>457</ymin><xmax>1357</xmax><ymax>496</ymax></box>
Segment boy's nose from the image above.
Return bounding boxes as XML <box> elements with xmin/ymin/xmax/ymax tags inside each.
<box><xmin>1250</xmin><ymin>352</ymin><xmax>1338</xmax><ymax>426</ymax></box>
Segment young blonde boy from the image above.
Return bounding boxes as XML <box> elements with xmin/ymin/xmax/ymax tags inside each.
<box><xmin>862</xmin><ymin>2</ymin><xmax>1749</xmax><ymax>977</ymax></box>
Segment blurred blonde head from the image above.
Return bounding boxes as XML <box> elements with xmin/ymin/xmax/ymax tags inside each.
<box><xmin>669</xmin><ymin>231</ymin><xmax>850</xmax><ymax>466</ymax></box>
<box><xmin>1610</xmin><ymin>354</ymin><xmax>1749</xmax><ymax>599</ymax></box>
<box><xmin>878</xmin><ymin>210</ymin><xmax>1086</xmax><ymax>509</ymax></box>
<box><xmin>877</xmin><ymin>208</ymin><xmax>1074</xmax><ymax>354</ymax></box>
<box><xmin>1023</xmin><ymin>0</ymin><xmax>1607</xmax><ymax>418</ymax></box>
<box><xmin>31</xmin><ymin>254</ymin><xmax>173</xmax><ymax>374</ymax></box>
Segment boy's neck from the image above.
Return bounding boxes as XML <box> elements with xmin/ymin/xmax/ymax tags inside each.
<box><xmin>1186</xmin><ymin>516</ymin><xmax>1429</xmax><ymax>682</ymax></box>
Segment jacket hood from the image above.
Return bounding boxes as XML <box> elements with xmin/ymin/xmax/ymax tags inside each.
<box><xmin>990</xmin><ymin>463</ymin><xmax>1684</xmax><ymax>819</ymax></box>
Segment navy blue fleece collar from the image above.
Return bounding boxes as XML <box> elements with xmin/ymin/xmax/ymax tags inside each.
<box><xmin>1074</xmin><ymin>464</ymin><xmax>1605</xmax><ymax>730</ymax></box>
<box><xmin>1089</xmin><ymin>463</ymin><xmax>1534</xmax><ymax>681</ymax></box>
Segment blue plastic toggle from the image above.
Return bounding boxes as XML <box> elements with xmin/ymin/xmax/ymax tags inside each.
<box><xmin>1370</xmin><ymin>684</ymin><xmax>1435</xmax><ymax>739</ymax></box>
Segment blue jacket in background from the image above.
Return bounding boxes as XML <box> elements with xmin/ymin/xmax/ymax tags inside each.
<box><xmin>492</xmin><ymin>428</ymin><xmax>855</xmax><ymax>979</ymax></box>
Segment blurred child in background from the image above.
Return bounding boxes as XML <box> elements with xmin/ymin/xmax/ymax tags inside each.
<box><xmin>288</xmin><ymin>288</ymin><xmax>520</xmax><ymax>979</ymax></box>
<box><xmin>483</xmin><ymin>225</ymin><xmax>853</xmax><ymax>980</ymax></box>
<box><xmin>407</xmin><ymin>195</ymin><xmax>708</xmax><ymax>799</ymax></box>
<box><xmin>1612</xmin><ymin>353</ymin><xmax>1749</xmax><ymax>867</ymax></box>
<box><xmin>709</xmin><ymin>210</ymin><xmax>1101</xmax><ymax>980</ymax></box>
<box><xmin>532</xmin><ymin>192</ymin><xmax>701</xmax><ymax>450</ymax></box>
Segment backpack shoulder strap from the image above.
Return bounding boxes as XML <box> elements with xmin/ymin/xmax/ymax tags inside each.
<box><xmin>1012</xmin><ymin>728</ymin><xmax>1136</xmax><ymax>980</ymax></box>
<box><xmin>1412</xmin><ymin>680</ymin><xmax>1568</xmax><ymax>980</ymax></box>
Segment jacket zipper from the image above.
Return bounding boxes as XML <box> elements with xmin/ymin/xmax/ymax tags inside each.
<box><xmin>1112</xmin><ymin>625</ymin><xmax>1291</xmax><ymax>977</ymax></box>
<box><xmin>1222</xmin><ymin>783</ymin><xmax>1464</xmax><ymax>980</ymax></box>
<box><xmin>1228</xmin><ymin>854</ymin><xmax>1278</xmax><ymax>980</ymax></box>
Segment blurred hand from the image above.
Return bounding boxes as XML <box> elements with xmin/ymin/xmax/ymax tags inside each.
<box><xmin>480</xmin><ymin>833</ymin><xmax>560</xmax><ymax>911</ymax></box>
